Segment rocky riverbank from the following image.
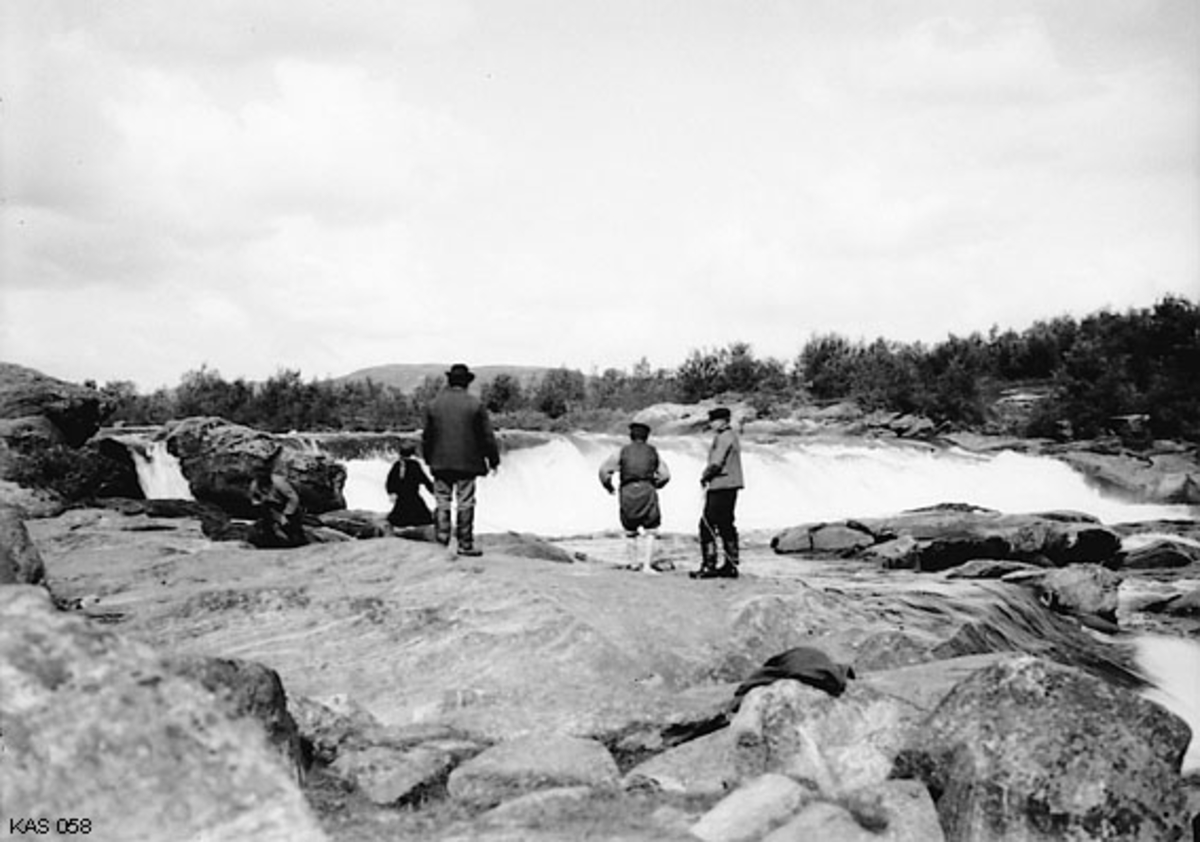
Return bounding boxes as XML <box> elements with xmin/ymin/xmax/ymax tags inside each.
<box><xmin>4</xmin><ymin>496</ymin><xmax>1200</xmax><ymax>841</ymax></box>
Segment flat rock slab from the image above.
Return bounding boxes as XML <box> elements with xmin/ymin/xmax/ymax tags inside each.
<box><xmin>27</xmin><ymin>509</ymin><xmax>1148</xmax><ymax>746</ymax></box>
<box><xmin>446</xmin><ymin>734</ymin><xmax>619</xmax><ymax>808</ymax></box>
<box><xmin>332</xmin><ymin>744</ymin><xmax>455</xmax><ymax>806</ymax></box>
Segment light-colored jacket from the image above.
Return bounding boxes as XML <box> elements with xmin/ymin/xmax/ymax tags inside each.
<box><xmin>702</xmin><ymin>428</ymin><xmax>743</xmax><ymax>490</ymax></box>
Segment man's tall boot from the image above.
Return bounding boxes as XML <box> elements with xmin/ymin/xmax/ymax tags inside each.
<box><xmin>690</xmin><ymin>522</ymin><xmax>721</xmax><ymax>579</ymax></box>
<box><xmin>456</xmin><ymin>506</ymin><xmax>482</xmax><ymax>556</ymax></box>
<box><xmin>719</xmin><ymin>530</ymin><xmax>740</xmax><ymax>579</ymax></box>
<box><xmin>435</xmin><ymin>507</ymin><xmax>452</xmax><ymax>547</ymax></box>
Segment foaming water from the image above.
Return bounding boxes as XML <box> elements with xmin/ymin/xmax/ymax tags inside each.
<box><xmin>131</xmin><ymin>440</ymin><xmax>193</xmax><ymax>500</ymax></box>
<box><xmin>1134</xmin><ymin>635</ymin><xmax>1200</xmax><ymax>773</ymax></box>
<box><xmin>342</xmin><ymin>434</ymin><xmax>1193</xmax><ymax>536</ymax></box>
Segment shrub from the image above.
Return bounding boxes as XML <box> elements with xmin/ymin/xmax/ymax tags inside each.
<box><xmin>5</xmin><ymin>437</ymin><xmax>117</xmax><ymax>502</ymax></box>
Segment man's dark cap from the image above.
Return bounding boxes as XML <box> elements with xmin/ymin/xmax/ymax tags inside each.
<box><xmin>629</xmin><ymin>421</ymin><xmax>651</xmax><ymax>435</ymax></box>
<box><xmin>708</xmin><ymin>406</ymin><xmax>732</xmax><ymax>421</ymax></box>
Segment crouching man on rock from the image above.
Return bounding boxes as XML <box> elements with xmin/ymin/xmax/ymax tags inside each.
<box><xmin>248</xmin><ymin>448</ymin><xmax>308</xmax><ymax>549</ymax></box>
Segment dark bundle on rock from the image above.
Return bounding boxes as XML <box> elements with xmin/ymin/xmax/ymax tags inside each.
<box><xmin>731</xmin><ymin>645</ymin><xmax>856</xmax><ymax>712</ymax></box>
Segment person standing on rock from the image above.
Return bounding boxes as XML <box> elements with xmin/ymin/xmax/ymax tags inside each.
<box><xmin>248</xmin><ymin>446</ymin><xmax>307</xmax><ymax>549</ymax></box>
<box><xmin>385</xmin><ymin>441</ymin><xmax>435</xmax><ymax>532</ymax></box>
<box><xmin>422</xmin><ymin>363</ymin><xmax>501</xmax><ymax>556</ymax></box>
<box><xmin>691</xmin><ymin>406</ymin><xmax>743</xmax><ymax>579</ymax></box>
<box><xmin>599</xmin><ymin>421</ymin><xmax>672</xmax><ymax>574</ymax></box>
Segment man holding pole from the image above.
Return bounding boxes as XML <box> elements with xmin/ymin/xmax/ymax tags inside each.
<box><xmin>691</xmin><ymin>406</ymin><xmax>743</xmax><ymax>579</ymax></box>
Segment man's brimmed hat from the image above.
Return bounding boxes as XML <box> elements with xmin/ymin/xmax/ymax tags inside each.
<box><xmin>628</xmin><ymin>421</ymin><xmax>651</xmax><ymax>435</ymax></box>
<box><xmin>446</xmin><ymin>363</ymin><xmax>475</xmax><ymax>384</ymax></box>
<box><xmin>707</xmin><ymin>406</ymin><xmax>732</xmax><ymax>422</ymax></box>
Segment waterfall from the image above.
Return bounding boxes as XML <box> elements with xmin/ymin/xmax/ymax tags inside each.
<box><xmin>131</xmin><ymin>431</ymin><xmax>1193</xmax><ymax>533</ymax></box>
<box><xmin>343</xmin><ymin>434</ymin><xmax>1192</xmax><ymax>536</ymax></box>
<box><xmin>131</xmin><ymin>440</ymin><xmax>193</xmax><ymax>500</ymax></box>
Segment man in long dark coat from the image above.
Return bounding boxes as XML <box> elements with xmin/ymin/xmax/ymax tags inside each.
<box><xmin>421</xmin><ymin>363</ymin><xmax>501</xmax><ymax>556</ymax></box>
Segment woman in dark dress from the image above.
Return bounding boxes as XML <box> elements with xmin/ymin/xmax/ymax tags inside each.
<box><xmin>386</xmin><ymin>442</ymin><xmax>435</xmax><ymax>530</ymax></box>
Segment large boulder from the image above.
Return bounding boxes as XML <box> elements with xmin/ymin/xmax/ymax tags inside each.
<box><xmin>81</xmin><ymin>435</ymin><xmax>147</xmax><ymax>499</ymax></box>
<box><xmin>1052</xmin><ymin>447</ymin><xmax>1200</xmax><ymax>506</ymax></box>
<box><xmin>894</xmin><ymin>655</ymin><xmax>1191</xmax><ymax>841</ymax></box>
<box><xmin>775</xmin><ymin>506</ymin><xmax>1123</xmax><ymax>572</ymax></box>
<box><xmin>1121</xmin><ymin>539</ymin><xmax>1200</xmax><ymax>570</ymax></box>
<box><xmin>1002</xmin><ymin>563</ymin><xmax>1122</xmax><ymax>626</ymax></box>
<box><xmin>771</xmin><ymin>521</ymin><xmax>876</xmax><ymax>555</ymax></box>
<box><xmin>331</xmin><ymin>743</ymin><xmax>458</xmax><ymax>807</ymax></box>
<box><xmin>164</xmin><ymin>417</ymin><xmax>346</xmax><ymax>517</ymax></box>
<box><xmin>0</xmin><ymin>478</ymin><xmax>65</xmax><ymax>517</ymax></box>
<box><xmin>622</xmin><ymin>727</ymin><xmax>742</xmax><ymax>796</ymax></box>
<box><xmin>0</xmin><ymin>506</ymin><xmax>46</xmax><ymax>585</ymax></box>
<box><xmin>0</xmin><ymin>585</ymin><xmax>327</xmax><ymax>841</ymax></box>
<box><xmin>163</xmin><ymin>654</ymin><xmax>307</xmax><ymax>784</ymax></box>
<box><xmin>760</xmin><ymin>780</ymin><xmax>945</xmax><ymax>842</ymax></box>
<box><xmin>689</xmin><ymin>772</ymin><xmax>811</xmax><ymax>842</ymax></box>
<box><xmin>0</xmin><ymin>362</ymin><xmax>106</xmax><ymax>449</ymax></box>
<box><xmin>730</xmin><ymin>679</ymin><xmax>924</xmax><ymax>797</ymax></box>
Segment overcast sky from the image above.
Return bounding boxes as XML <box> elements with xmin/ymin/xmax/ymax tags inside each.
<box><xmin>2</xmin><ymin>0</ymin><xmax>1196</xmax><ymax>390</ymax></box>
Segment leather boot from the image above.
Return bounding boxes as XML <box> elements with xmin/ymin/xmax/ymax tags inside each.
<box><xmin>434</xmin><ymin>507</ymin><xmax>452</xmax><ymax>546</ymax></box>
<box><xmin>456</xmin><ymin>506</ymin><xmax>481</xmax><ymax>556</ymax></box>
<box><xmin>719</xmin><ymin>530</ymin><xmax>740</xmax><ymax>578</ymax></box>
<box><xmin>691</xmin><ymin>525</ymin><xmax>721</xmax><ymax>579</ymax></box>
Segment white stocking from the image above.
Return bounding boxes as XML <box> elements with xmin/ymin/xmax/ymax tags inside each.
<box><xmin>640</xmin><ymin>531</ymin><xmax>658</xmax><ymax>573</ymax></box>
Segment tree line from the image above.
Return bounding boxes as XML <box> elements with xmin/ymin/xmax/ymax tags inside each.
<box><xmin>97</xmin><ymin>295</ymin><xmax>1199</xmax><ymax>444</ymax></box>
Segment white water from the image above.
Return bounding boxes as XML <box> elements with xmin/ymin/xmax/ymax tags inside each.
<box><xmin>131</xmin><ymin>440</ymin><xmax>193</xmax><ymax>499</ymax></box>
<box><xmin>1135</xmin><ymin>635</ymin><xmax>1200</xmax><ymax>773</ymax></box>
<box><xmin>340</xmin><ymin>434</ymin><xmax>1193</xmax><ymax>536</ymax></box>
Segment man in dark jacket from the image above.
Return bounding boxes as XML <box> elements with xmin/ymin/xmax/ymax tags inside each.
<box><xmin>692</xmin><ymin>406</ymin><xmax>743</xmax><ymax>579</ymax></box>
<box><xmin>598</xmin><ymin>421</ymin><xmax>671</xmax><ymax>573</ymax></box>
<box><xmin>422</xmin><ymin>363</ymin><xmax>501</xmax><ymax>556</ymax></box>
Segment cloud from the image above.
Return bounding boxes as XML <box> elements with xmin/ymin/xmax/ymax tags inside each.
<box><xmin>847</xmin><ymin>15</ymin><xmax>1090</xmax><ymax>107</ymax></box>
<box><xmin>4</xmin><ymin>44</ymin><xmax>491</xmax><ymax>293</ymax></box>
<box><xmin>1</xmin><ymin>1</ymin><xmax>1195</xmax><ymax>389</ymax></box>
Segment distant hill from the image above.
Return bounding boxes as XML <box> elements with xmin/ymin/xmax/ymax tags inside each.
<box><xmin>339</xmin><ymin>364</ymin><xmax>551</xmax><ymax>394</ymax></box>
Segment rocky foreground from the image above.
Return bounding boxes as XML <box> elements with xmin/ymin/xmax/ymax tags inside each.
<box><xmin>3</xmin><ymin>501</ymin><xmax>1200</xmax><ymax>841</ymax></box>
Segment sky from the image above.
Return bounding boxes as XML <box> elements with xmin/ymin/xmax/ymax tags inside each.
<box><xmin>1</xmin><ymin>0</ymin><xmax>1197</xmax><ymax>391</ymax></box>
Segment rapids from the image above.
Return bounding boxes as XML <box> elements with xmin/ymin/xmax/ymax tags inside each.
<box><xmin>337</xmin><ymin>434</ymin><xmax>1193</xmax><ymax>537</ymax></box>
